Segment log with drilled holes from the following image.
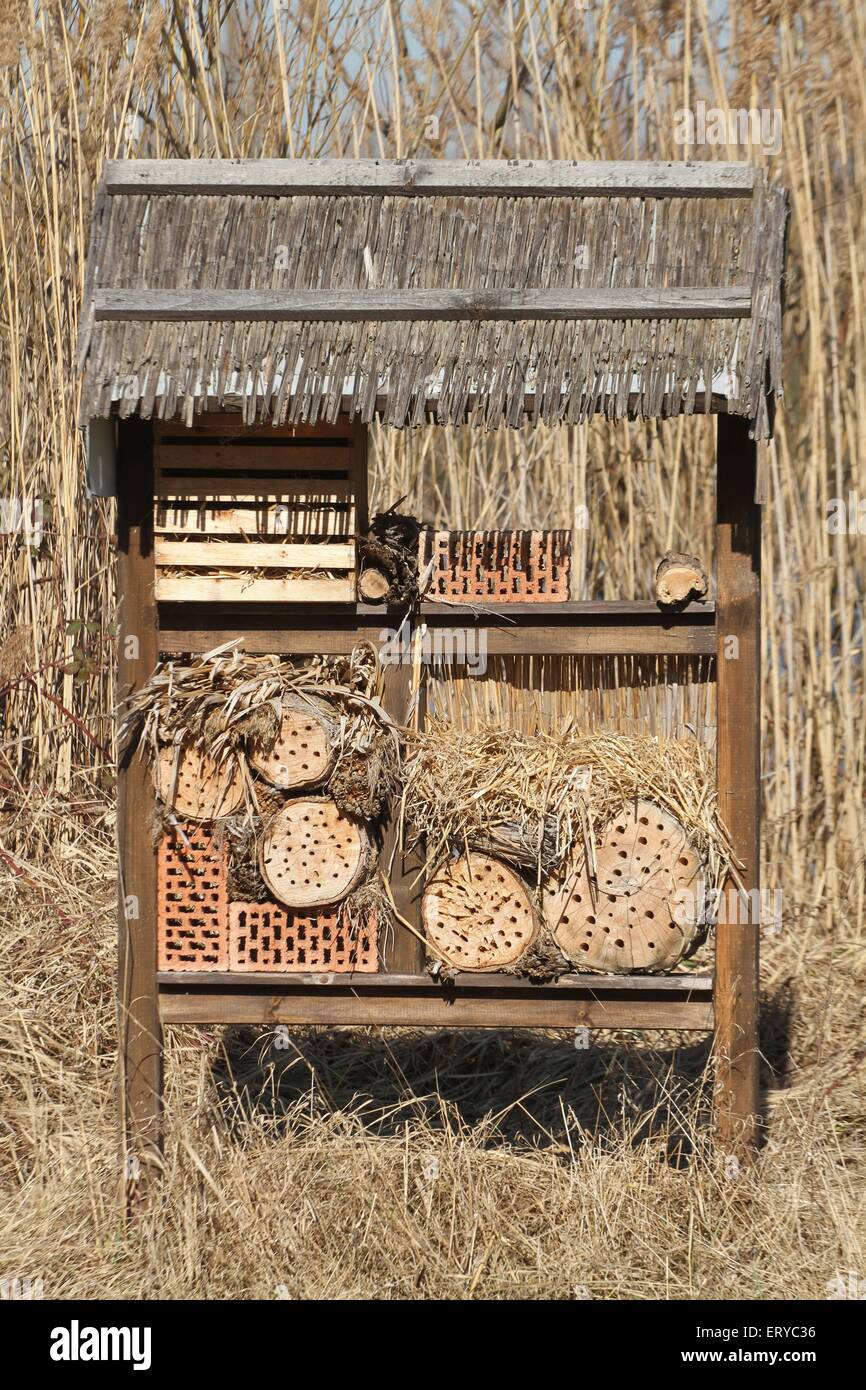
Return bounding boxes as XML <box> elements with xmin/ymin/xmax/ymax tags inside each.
<box><xmin>259</xmin><ymin>796</ymin><xmax>375</xmax><ymax>908</ymax></box>
<box><xmin>421</xmin><ymin>851</ymin><xmax>540</xmax><ymax>971</ymax></box>
<box><xmin>547</xmin><ymin>799</ymin><xmax>705</xmax><ymax>972</ymax></box>
<box><xmin>249</xmin><ymin>694</ymin><xmax>338</xmax><ymax>790</ymax></box>
<box><xmin>154</xmin><ymin>744</ymin><xmax>244</xmax><ymax>820</ymax></box>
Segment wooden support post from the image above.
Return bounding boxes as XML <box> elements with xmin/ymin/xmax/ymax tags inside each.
<box><xmin>715</xmin><ymin>414</ymin><xmax>761</xmax><ymax>1156</ymax></box>
<box><xmin>116</xmin><ymin>416</ymin><xmax>163</xmax><ymax>1204</ymax></box>
<box><xmin>353</xmin><ymin>420</ymin><xmax>370</xmax><ymax>612</ymax></box>
<box><xmin>380</xmin><ymin>654</ymin><xmax>426</xmax><ymax>972</ymax></box>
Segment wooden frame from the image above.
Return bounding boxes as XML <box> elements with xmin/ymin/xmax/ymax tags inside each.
<box><xmin>103</xmin><ymin>157</ymin><xmax>757</xmax><ymax>198</ymax></box>
<box><xmin>116</xmin><ymin>417</ymin><xmax>162</xmax><ymax>1202</ymax></box>
<box><xmin>714</xmin><ymin>415</ymin><xmax>761</xmax><ymax>1153</ymax></box>
<box><xmin>115</xmin><ymin>410</ymin><xmax>762</xmax><ymax>1204</ymax></box>
<box><xmin>94</xmin><ymin>287</ymin><xmax>751</xmax><ymax>323</ymax></box>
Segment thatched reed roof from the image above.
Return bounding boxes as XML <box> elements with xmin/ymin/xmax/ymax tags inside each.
<box><xmin>78</xmin><ymin>159</ymin><xmax>787</xmax><ymax>437</ymax></box>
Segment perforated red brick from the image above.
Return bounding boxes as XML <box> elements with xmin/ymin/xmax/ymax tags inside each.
<box><xmin>420</xmin><ymin>529</ymin><xmax>571</xmax><ymax>603</ymax></box>
<box><xmin>157</xmin><ymin>823</ymin><xmax>229</xmax><ymax>970</ymax></box>
<box><xmin>229</xmin><ymin>902</ymin><xmax>379</xmax><ymax>973</ymax></box>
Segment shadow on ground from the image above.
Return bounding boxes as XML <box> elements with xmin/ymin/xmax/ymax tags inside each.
<box><xmin>208</xmin><ymin>1023</ymin><xmax>718</xmax><ymax>1153</ymax></box>
<box><xmin>204</xmin><ymin>984</ymin><xmax>792</xmax><ymax>1158</ymax></box>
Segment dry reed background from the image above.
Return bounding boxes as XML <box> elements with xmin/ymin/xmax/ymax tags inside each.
<box><xmin>0</xmin><ymin>0</ymin><xmax>864</xmax><ymax>1299</ymax></box>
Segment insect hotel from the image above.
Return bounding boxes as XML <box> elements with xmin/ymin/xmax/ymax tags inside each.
<box><xmin>78</xmin><ymin>158</ymin><xmax>787</xmax><ymax>1193</ymax></box>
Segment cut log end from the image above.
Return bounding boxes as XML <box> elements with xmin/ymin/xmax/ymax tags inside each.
<box><xmin>358</xmin><ymin>566</ymin><xmax>393</xmax><ymax>603</ymax></box>
<box><xmin>154</xmin><ymin>744</ymin><xmax>244</xmax><ymax>820</ymax></box>
<box><xmin>249</xmin><ymin>696</ymin><xmax>337</xmax><ymax>790</ymax></box>
<box><xmin>259</xmin><ymin>796</ymin><xmax>374</xmax><ymax>908</ymax></box>
<box><xmin>654</xmin><ymin>551</ymin><xmax>709</xmax><ymax>607</ymax></box>
<box><xmin>546</xmin><ymin>799</ymin><xmax>705</xmax><ymax>973</ymax></box>
<box><xmin>422</xmin><ymin>851</ymin><xmax>539</xmax><ymax>972</ymax></box>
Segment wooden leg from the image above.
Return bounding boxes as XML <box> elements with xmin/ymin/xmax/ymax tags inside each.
<box><xmin>379</xmin><ymin>640</ymin><xmax>426</xmax><ymax>972</ymax></box>
<box><xmin>116</xmin><ymin>417</ymin><xmax>163</xmax><ymax>1206</ymax></box>
<box><xmin>714</xmin><ymin>414</ymin><xmax>762</xmax><ymax>1157</ymax></box>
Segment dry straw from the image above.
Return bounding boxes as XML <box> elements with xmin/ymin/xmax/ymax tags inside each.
<box><xmin>402</xmin><ymin>719</ymin><xmax>737</xmax><ymax>898</ymax></box>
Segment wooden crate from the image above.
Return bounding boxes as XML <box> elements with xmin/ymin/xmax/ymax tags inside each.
<box><xmin>153</xmin><ymin>416</ymin><xmax>365</xmax><ymax>603</ymax></box>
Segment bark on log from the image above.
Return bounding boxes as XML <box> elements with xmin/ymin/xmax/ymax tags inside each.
<box><xmin>357</xmin><ymin>505</ymin><xmax>421</xmax><ymax>605</ymax></box>
<box><xmin>654</xmin><ymin>551</ymin><xmax>709</xmax><ymax>606</ymax></box>
<box><xmin>259</xmin><ymin>796</ymin><xmax>375</xmax><ymax>908</ymax></box>
<box><xmin>422</xmin><ymin>851</ymin><xmax>540</xmax><ymax>971</ymax></box>
<box><xmin>468</xmin><ymin>816</ymin><xmax>559</xmax><ymax>871</ymax></box>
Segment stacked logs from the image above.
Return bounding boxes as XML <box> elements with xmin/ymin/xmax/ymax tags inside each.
<box><xmin>357</xmin><ymin>505</ymin><xmax>423</xmax><ymax>605</ymax></box>
<box><xmin>155</xmin><ymin>719</ymin><xmax>707</xmax><ymax>976</ymax></box>
<box><xmin>420</xmin><ymin>799</ymin><xmax>705</xmax><ymax>976</ymax></box>
<box><xmin>154</xmin><ymin>693</ymin><xmax>381</xmax><ymax>912</ymax></box>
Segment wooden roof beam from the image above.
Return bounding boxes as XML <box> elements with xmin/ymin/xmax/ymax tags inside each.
<box><xmin>102</xmin><ymin>158</ymin><xmax>757</xmax><ymax>199</ymax></box>
<box><xmin>94</xmin><ymin>286</ymin><xmax>751</xmax><ymax>323</ymax></box>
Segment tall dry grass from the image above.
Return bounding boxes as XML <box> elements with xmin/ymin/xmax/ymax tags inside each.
<box><xmin>0</xmin><ymin>0</ymin><xmax>864</xmax><ymax>1298</ymax></box>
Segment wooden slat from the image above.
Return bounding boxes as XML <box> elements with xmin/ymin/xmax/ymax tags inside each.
<box><xmin>156</xmin><ymin>619</ymin><xmax>715</xmax><ymax>657</ymax></box>
<box><xmin>95</xmin><ymin>286</ymin><xmax>751</xmax><ymax>323</ymax></box>
<box><xmin>419</xmin><ymin>599</ymin><xmax>715</xmax><ymax>619</ymax></box>
<box><xmin>155</xmin><ymin>603</ymin><xmax>717</xmax><ymax>656</ymax></box>
<box><xmin>156</xmin><ymin>444</ymin><xmax>352</xmax><ymax>471</ymax></box>
<box><xmin>154</xmin><ymin>475</ymin><xmax>356</xmax><ymax>498</ymax></box>
<box><xmin>157</xmin><ymin>970</ymin><xmax>714</xmax><ymax>994</ymax></box>
<box><xmin>154</xmin><ymin>503</ymin><xmax>354</xmax><ymax>536</ymax></box>
<box><xmin>155</xmin><ymin>575</ymin><xmax>354</xmax><ymax>603</ymax></box>
<box><xmin>104</xmin><ymin>158</ymin><xmax>756</xmax><ymax>199</ymax></box>
<box><xmin>446</xmin><ymin>625</ymin><xmax>715</xmax><ymax>656</ymax></box>
<box><xmin>158</xmin><ymin>987</ymin><xmax>714</xmax><ymax>1030</ymax></box>
<box><xmin>154</xmin><ymin>540</ymin><xmax>355</xmax><ymax>569</ymax></box>
<box><xmin>154</xmin><ymin>413</ymin><xmax>359</xmax><ymax>440</ymax></box>
<box><xmin>714</xmin><ymin>415</ymin><xmax>761</xmax><ymax>1156</ymax></box>
<box><xmin>116</xmin><ymin>417</ymin><xmax>162</xmax><ymax>1204</ymax></box>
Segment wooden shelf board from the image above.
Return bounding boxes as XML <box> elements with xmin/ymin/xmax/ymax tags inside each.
<box><xmin>158</xmin><ymin>970</ymin><xmax>712</xmax><ymax>993</ymax></box>
<box><xmin>157</xmin><ymin>600</ymin><xmax>717</xmax><ymax>657</ymax></box>
<box><xmin>158</xmin><ymin>971</ymin><xmax>714</xmax><ymax>1029</ymax></box>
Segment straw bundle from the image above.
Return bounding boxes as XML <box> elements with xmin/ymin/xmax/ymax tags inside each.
<box><xmin>401</xmin><ymin>719</ymin><xmax>593</xmax><ymax>880</ymax></box>
<box><xmin>403</xmin><ymin>721</ymin><xmax>732</xmax><ymax>879</ymax></box>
